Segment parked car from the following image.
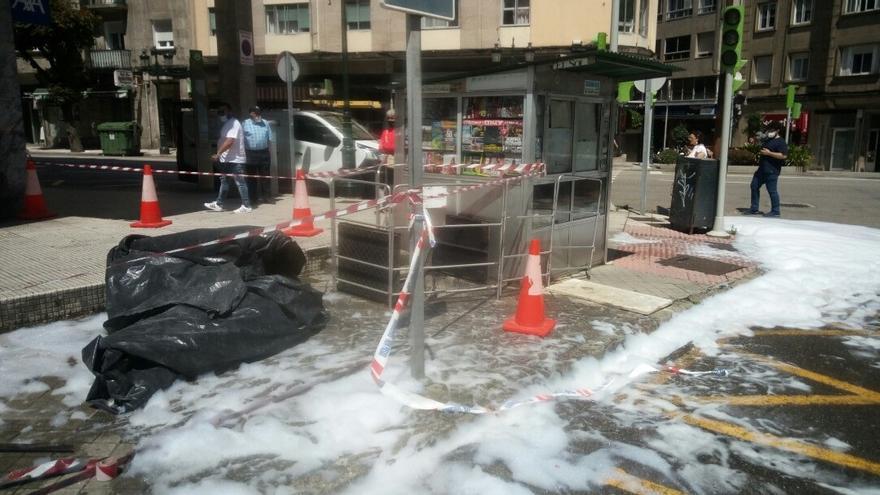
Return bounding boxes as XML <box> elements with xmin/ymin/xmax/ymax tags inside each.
<box><xmin>271</xmin><ymin>110</ymin><xmax>380</xmax><ymax>181</ymax></box>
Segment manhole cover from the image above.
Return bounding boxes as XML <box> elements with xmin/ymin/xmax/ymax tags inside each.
<box><xmin>780</xmin><ymin>203</ymin><xmax>814</xmax><ymax>208</ymax></box>
<box><xmin>658</xmin><ymin>254</ymin><xmax>744</xmax><ymax>275</ymax></box>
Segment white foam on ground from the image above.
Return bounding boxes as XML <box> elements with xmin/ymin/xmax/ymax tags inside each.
<box><xmin>2</xmin><ymin>218</ymin><xmax>878</xmax><ymax>493</ymax></box>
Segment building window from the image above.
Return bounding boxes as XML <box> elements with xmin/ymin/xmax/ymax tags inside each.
<box><xmin>208</xmin><ymin>8</ymin><xmax>216</xmax><ymax>36</ymax></box>
<box><xmin>756</xmin><ymin>2</ymin><xmax>776</xmax><ymax>31</ymax></box>
<box><xmin>346</xmin><ymin>0</ymin><xmax>370</xmax><ymax>30</ymax></box>
<box><xmin>696</xmin><ymin>31</ymin><xmax>714</xmax><ymax>58</ymax></box>
<box><xmin>152</xmin><ymin>19</ymin><xmax>173</xmax><ymax>50</ymax></box>
<box><xmin>753</xmin><ymin>55</ymin><xmax>772</xmax><ymax>84</ymax></box>
<box><xmin>266</xmin><ymin>4</ymin><xmax>310</xmax><ymax>34</ymax></box>
<box><xmin>844</xmin><ymin>0</ymin><xmax>879</xmax><ymax>14</ymax></box>
<box><xmin>839</xmin><ymin>45</ymin><xmax>879</xmax><ymax>76</ymax></box>
<box><xmin>660</xmin><ymin>76</ymin><xmax>718</xmax><ymax>101</ymax></box>
<box><xmin>422</xmin><ymin>0</ymin><xmax>458</xmax><ymax>28</ymax></box>
<box><xmin>502</xmin><ymin>0</ymin><xmax>530</xmax><ymax>25</ymax></box>
<box><xmin>638</xmin><ymin>0</ymin><xmax>649</xmax><ymax>35</ymax></box>
<box><xmin>788</xmin><ymin>53</ymin><xmax>809</xmax><ymax>81</ymax></box>
<box><xmin>666</xmin><ymin>0</ymin><xmax>693</xmax><ymax>20</ymax></box>
<box><xmin>697</xmin><ymin>0</ymin><xmax>716</xmax><ymax>14</ymax></box>
<box><xmin>791</xmin><ymin>0</ymin><xmax>812</xmax><ymax>24</ymax></box>
<box><xmin>664</xmin><ymin>35</ymin><xmax>690</xmax><ymax>60</ymax></box>
<box><xmin>619</xmin><ymin>0</ymin><xmax>635</xmax><ymax>33</ymax></box>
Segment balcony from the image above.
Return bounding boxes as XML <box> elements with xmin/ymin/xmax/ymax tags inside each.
<box><xmin>86</xmin><ymin>49</ymin><xmax>131</xmax><ymax>70</ymax></box>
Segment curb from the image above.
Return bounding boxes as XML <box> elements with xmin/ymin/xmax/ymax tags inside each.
<box><xmin>0</xmin><ymin>246</ymin><xmax>334</xmax><ymax>333</ymax></box>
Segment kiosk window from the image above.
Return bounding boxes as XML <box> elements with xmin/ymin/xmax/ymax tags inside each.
<box><xmin>422</xmin><ymin>97</ymin><xmax>458</xmax><ymax>167</ymax></box>
<box><xmin>573</xmin><ymin>102</ymin><xmax>599</xmax><ymax>171</ymax></box>
<box><xmin>545</xmin><ymin>100</ymin><xmax>573</xmax><ymax>174</ymax></box>
<box><xmin>462</xmin><ymin>96</ymin><xmax>524</xmax><ymax>167</ymax></box>
<box><xmin>572</xmin><ymin>178</ymin><xmax>603</xmax><ymax>220</ymax></box>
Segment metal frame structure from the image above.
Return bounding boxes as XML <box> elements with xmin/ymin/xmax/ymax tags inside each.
<box><xmin>329</xmin><ymin>171</ymin><xmax>603</xmax><ymax>308</ymax></box>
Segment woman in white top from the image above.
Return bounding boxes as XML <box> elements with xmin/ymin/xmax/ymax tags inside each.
<box><xmin>686</xmin><ymin>130</ymin><xmax>708</xmax><ymax>159</ymax></box>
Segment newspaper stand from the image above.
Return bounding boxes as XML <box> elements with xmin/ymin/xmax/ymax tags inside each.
<box><xmin>333</xmin><ymin>50</ymin><xmax>677</xmax><ymax>306</ymax></box>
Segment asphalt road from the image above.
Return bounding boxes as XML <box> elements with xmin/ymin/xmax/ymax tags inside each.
<box><xmin>611</xmin><ymin>166</ymin><xmax>880</xmax><ymax>228</ymax></box>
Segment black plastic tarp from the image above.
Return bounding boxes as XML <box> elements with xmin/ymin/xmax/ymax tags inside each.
<box><xmin>82</xmin><ymin>227</ymin><xmax>328</xmax><ymax>414</ymax></box>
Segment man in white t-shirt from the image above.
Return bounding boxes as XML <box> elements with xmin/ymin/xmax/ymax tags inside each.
<box><xmin>204</xmin><ymin>103</ymin><xmax>253</xmax><ymax>213</ymax></box>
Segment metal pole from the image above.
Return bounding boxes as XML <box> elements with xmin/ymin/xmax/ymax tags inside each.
<box><xmin>708</xmin><ymin>71</ymin><xmax>734</xmax><ymax>238</ymax></box>
<box><xmin>340</xmin><ymin>3</ymin><xmax>355</xmax><ymax>169</ymax></box>
<box><xmin>663</xmin><ymin>95</ymin><xmax>670</xmax><ymax>149</ymax></box>
<box><xmin>639</xmin><ymin>79</ymin><xmax>652</xmax><ymax>214</ymax></box>
<box><xmin>406</xmin><ymin>14</ymin><xmax>425</xmax><ymax>379</ymax></box>
<box><xmin>286</xmin><ymin>56</ymin><xmax>295</xmax><ymax>178</ymax></box>
<box><xmin>784</xmin><ymin>106</ymin><xmax>791</xmax><ymax>144</ymax></box>
<box><xmin>610</xmin><ymin>0</ymin><xmax>620</xmax><ymax>52</ymax></box>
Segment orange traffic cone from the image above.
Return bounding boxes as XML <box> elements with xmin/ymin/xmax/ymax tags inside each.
<box><xmin>130</xmin><ymin>164</ymin><xmax>172</xmax><ymax>228</ymax></box>
<box><xmin>503</xmin><ymin>239</ymin><xmax>556</xmax><ymax>337</ymax></box>
<box><xmin>282</xmin><ymin>169</ymin><xmax>323</xmax><ymax>237</ymax></box>
<box><xmin>18</xmin><ymin>159</ymin><xmax>56</xmax><ymax>220</ymax></box>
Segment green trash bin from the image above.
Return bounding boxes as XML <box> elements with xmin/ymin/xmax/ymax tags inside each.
<box><xmin>97</xmin><ymin>121</ymin><xmax>140</xmax><ymax>156</ymax></box>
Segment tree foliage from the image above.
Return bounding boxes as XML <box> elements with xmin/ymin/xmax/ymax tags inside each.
<box><xmin>13</xmin><ymin>0</ymin><xmax>99</xmax><ymax>104</ymax></box>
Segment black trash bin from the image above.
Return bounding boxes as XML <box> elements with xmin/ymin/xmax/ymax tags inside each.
<box><xmin>669</xmin><ymin>156</ymin><xmax>719</xmax><ymax>233</ymax></box>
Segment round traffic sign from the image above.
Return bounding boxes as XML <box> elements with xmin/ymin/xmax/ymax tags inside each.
<box><xmin>633</xmin><ymin>77</ymin><xmax>667</xmax><ymax>94</ymax></box>
<box><xmin>276</xmin><ymin>51</ymin><xmax>300</xmax><ymax>83</ymax></box>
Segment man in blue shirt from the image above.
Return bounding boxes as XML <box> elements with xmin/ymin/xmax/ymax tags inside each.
<box><xmin>242</xmin><ymin>106</ymin><xmax>273</xmax><ymax>204</ymax></box>
<box><xmin>745</xmin><ymin>121</ymin><xmax>788</xmax><ymax>217</ymax></box>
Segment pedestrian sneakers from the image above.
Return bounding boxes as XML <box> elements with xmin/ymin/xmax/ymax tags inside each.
<box><xmin>234</xmin><ymin>206</ymin><xmax>253</xmax><ymax>214</ymax></box>
<box><xmin>742</xmin><ymin>209</ymin><xmax>763</xmax><ymax>215</ymax></box>
<box><xmin>204</xmin><ymin>201</ymin><xmax>223</xmax><ymax>212</ymax></box>
<box><xmin>763</xmin><ymin>211</ymin><xmax>781</xmax><ymax>218</ymax></box>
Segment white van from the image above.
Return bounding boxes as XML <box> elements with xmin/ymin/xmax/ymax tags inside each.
<box><xmin>273</xmin><ymin>110</ymin><xmax>380</xmax><ymax>180</ymax></box>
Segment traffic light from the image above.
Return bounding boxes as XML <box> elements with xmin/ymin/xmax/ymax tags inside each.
<box><xmin>786</xmin><ymin>84</ymin><xmax>798</xmax><ymax>109</ymax></box>
<box><xmin>720</xmin><ymin>6</ymin><xmax>744</xmax><ymax>73</ymax></box>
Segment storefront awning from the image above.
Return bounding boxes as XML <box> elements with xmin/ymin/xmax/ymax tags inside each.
<box><xmin>552</xmin><ymin>50</ymin><xmax>681</xmax><ymax>81</ymax></box>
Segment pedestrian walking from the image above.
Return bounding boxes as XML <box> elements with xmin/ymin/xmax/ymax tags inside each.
<box><xmin>204</xmin><ymin>103</ymin><xmax>252</xmax><ymax>214</ymax></box>
<box><xmin>379</xmin><ymin>108</ymin><xmax>396</xmax><ymax>163</ymax></box>
<box><xmin>744</xmin><ymin>121</ymin><xmax>788</xmax><ymax>217</ymax></box>
<box><xmin>243</xmin><ymin>106</ymin><xmax>274</xmax><ymax>204</ymax></box>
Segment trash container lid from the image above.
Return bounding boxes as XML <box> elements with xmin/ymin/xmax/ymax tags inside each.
<box><xmin>97</xmin><ymin>121</ymin><xmax>137</xmax><ymax>131</ymax></box>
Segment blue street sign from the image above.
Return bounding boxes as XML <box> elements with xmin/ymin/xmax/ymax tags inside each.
<box><xmin>10</xmin><ymin>0</ymin><xmax>52</xmax><ymax>25</ymax></box>
<box><xmin>380</xmin><ymin>0</ymin><xmax>455</xmax><ymax>21</ymax></box>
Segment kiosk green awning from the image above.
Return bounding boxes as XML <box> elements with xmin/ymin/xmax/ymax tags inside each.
<box><xmin>551</xmin><ymin>50</ymin><xmax>681</xmax><ymax>81</ymax></box>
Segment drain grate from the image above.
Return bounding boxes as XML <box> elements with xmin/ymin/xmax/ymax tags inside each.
<box><xmin>658</xmin><ymin>254</ymin><xmax>744</xmax><ymax>275</ymax></box>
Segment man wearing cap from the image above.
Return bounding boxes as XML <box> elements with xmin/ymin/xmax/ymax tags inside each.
<box><xmin>243</xmin><ymin>106</ymin><xmax>274</xmax><ymax>204</ymax></box>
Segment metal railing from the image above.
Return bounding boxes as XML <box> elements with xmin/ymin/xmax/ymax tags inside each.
<box><xmin>328</xmin><ymin>171</ymin><xmax>603</xmax><ymax>307</ymax></box>
<box><xmin>86</xmin><ymin>49</ymin><xmax>131</xmax><ymax>69</ymax></box>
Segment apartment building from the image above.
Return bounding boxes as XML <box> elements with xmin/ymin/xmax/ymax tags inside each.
<box><xmin>18</xmin><ymin>1</ymin><xmax>661</xmax><ymax>150</ymax></box>
<box><xmin>655</xmin><ymin>0</ymin><xmax>880</xmax><ymax>171</ymax></box>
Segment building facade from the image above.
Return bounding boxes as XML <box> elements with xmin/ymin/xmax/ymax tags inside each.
<box><xmin>18</xmin><ymin>0</ymin><xmax>661</xmax><ymax>151</ymax></box>
<box><xmin>654</xmin><ymin>0</ymin><xmax>880</xmax><ymax>171</ymax></box>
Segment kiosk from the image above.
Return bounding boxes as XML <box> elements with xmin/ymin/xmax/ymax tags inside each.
<box><xmin>335</xmin><ymin>50</ymin><xmax>678</xmax><ymax>305</ymax></box>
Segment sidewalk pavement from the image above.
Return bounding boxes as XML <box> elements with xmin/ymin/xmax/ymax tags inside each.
<box><xmin>612</xmin><ymin>156</ymin><xmax>880</xmax><ymax>179</ymax></box>
<box><xmin>27</xmin><ymin>146</ymin><xmax>177</xmax><ymax>162</ymax></box>
<box><xmin>0</xmin><ymin>167</ymin><xmax>758</xmax><ymax>331</ymax></box>
<box><xmin>0</xmin><ymin>171</ymin><xmax>764</xmax><ymax>493</ymax></box>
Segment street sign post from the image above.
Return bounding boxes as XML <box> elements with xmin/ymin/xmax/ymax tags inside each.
<box><xmin>276</xmin><ymin>51</ymin><xmax>300</xmax><ymax>178</ymax></box>
<box><xmin>634</xmin><ymin>78</ymin><xmax>666</xmax><ymax>214</ymax></box>
<box><xmin>379</xmin><ymin>0</ymin><xmax>455</xmax><ymax>20</ymax></box>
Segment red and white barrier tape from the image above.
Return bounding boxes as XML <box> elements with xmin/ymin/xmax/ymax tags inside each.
<box><xmin>135</xmin><ymin>168</ymin><xmax>545</xmax><ymax>258</ymax></box>
<box><xmin>34</xmin><ymin>160</ymin><xmax>382</xmax><ymax>181</ymax></box>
